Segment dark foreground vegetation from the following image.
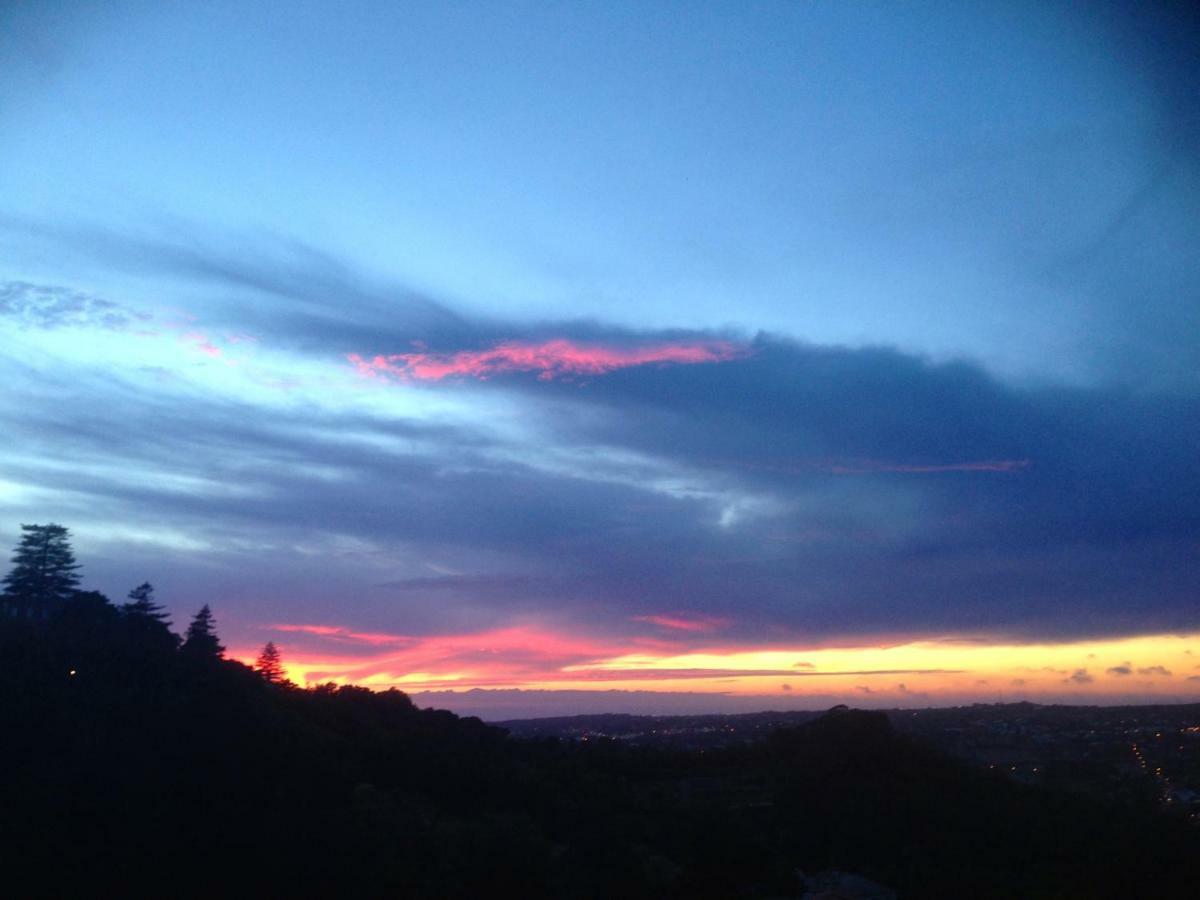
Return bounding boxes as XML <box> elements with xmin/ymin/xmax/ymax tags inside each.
<box><xmin>2</xmin><ymin>528</ymin><xmax>1198</xmax><ymax>897</ymax></box>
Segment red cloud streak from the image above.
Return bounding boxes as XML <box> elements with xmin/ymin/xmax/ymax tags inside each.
<box><xmin>348</xmin><ymin>338</ymin><xmax>748</xmax><ymax>382</ymax></box>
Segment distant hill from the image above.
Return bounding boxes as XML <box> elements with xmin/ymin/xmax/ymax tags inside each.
<box><xmin>3</xmin><ymin>597</ymin><xmax>1198</xmax><ymax>898</ymax></box>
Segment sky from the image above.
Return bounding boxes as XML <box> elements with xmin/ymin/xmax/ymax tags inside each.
<box><xmin>2</xmin><ymin>1</ymin><xmax>1198</xmax><ymax>719</ymax></box>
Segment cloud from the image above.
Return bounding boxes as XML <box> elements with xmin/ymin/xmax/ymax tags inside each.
<box><xmin>7</xmin><ymin>321</ymin><xmax>1199</xmax><ymax>646</ymax></box>
<box><xmin>251</xmin><ymin>618</ymin><xmax>973</xmax><ymax>691</ymax></box>
<box><xmin>0</xmin><ymin>279</ymin><xmax>261</xmax><ymax>370</ymax></box>
<box><xmin>535</xmin><ymin>668</ymin><xmax>802</xmax><ymax>682</ymax></box>
<box><xmin>894</xmin><ymin>682</ymin><xmax>929</xmax><ymax>699</ymax></box>
<box><xmin>828</xmin><ymin>459</ymin><xmax>1031</xmax><ymax>475</ymax></box>
<box><xmin>374</xmin><ymin>573</ymin><xmax>543</xmax><ymax>594</ymax></box>
<box><xmin>632</xmin><ymin>614</ymin><xmax>730</xmax><ymax>633</ymax></box>
<box><xmin>0</xmin><ymin>216</ymin><xmax>471</xmax><ymax>353</ymax></box>
<box><xmin>269</xmin><ymin>623</ymin><xmax>411</xmax><ymax>647</ymax></box>
<box><xmin>347</xmin><ymin>338</ymin><xmax>748</xmax><ymax>382</ymax></box>
<box><xmin>2</xmin><ymin>225</ymin><xmax>1199</xmax><ymax>652</ymax></box>
<box><xmin>261</xmin><ymin>623</ymin><xmax>638</xmax><ymax>685</ymax></box>
<box><xmin>1107</xmin><ymin>663</ymin><xmax>1132</xmax><ymax>676</ymax></box>
<box><xmin>0</xmin><ymin>280</ymin><xmax>146</xmax><ymax>331</ymax></box>
<box><xmin>1065</xmin><ymin>668</ymin><xmax>1094</xmax><ymax>684</ymax></box>
<box><xmin>180</xmin><ymin>331</ymin><xmax>224</xmax><ymax>359</ymax></box>
<box><xmin>1137</xmin><ymin>665</ymin><xmax>1172</xmax><ymax>677</ymax></box>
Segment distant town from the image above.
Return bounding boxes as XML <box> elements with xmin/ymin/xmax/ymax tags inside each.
<box><xmin>500</xmin><ymin>701</ymin><xmax>1200</xmax><ymax>823</ymax></box>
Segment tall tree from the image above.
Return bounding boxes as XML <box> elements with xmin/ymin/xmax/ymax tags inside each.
<box><xmin>255</xmin><ymin>641</ymin><xmax>286</xmax><ymax>683</ymax></box>
<box><xmin>121</xmin><ymin>582</ymin><xmax>179</xmax><ymax>652</ymax></box>
<box><xmin>2</xmin><ymin>523</ymin><xmax>81</xmax><ymax>611</ymax></box>
<box><xmin>122</xmin><ymin>582</ymin><xmax>171</xmax><ymax>625</ymax></box>
<box><xmin>180</xmin><ymin>604</ymin><xmax>224</xmax><ymax>660</ymax></box>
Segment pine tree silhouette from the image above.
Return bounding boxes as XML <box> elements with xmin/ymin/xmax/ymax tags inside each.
<box><xmin>122</xmin><ymin>582</ymin><xmax>171</xmax><ymax>624</ymax></box>
<box><xmin>255</xmin><ymin>641</ymin><xmax>286</xmax><ymax>683</ymax></box>
<box><xmin>180</xmin><ymin>604</ymin><xmax>224</xmax><ymax>660</ymax></box>
<box><xmin>121</xmin><ymin>582</ymin><xmax>179</xmax><ymax>652</ymax></box>
<box><xmin>2</xmin><ymin>523</ymin><xmax>81</xmax><ymax>615</ymax></box>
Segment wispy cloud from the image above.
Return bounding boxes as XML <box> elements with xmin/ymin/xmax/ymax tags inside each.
<box><xmin>719</xmin><ymin>457</ymin><xmax>1033</xmax><ymax>477</ymax></box>
<box><xmin>252</xmin><ymin>620</ymin><xmax>989</xmax><ymax>691</ymax></box>
<box><xmin>1137</xmin><ymin>665</ymin><xmax>1172</xmax><ymax>676</ymax></box>
<box><xmin>347</xmin><ymin>338</ymin><xmax>748</xmax><ymax>382</ymax></box>
<box><xmin>632</xmin><ymin>613</ymin><xmax>730</xmax><ymax>633</ymax></box>
<box><xmin>180</xmin><ymin>330</ymin><xmax>224</xmax><ymax>359</ymax></box>
<box><xmin>828</xmin><ymin>459</ymin><xmax>1032</xmax><ymax>475</ymax></box>
<box><xmin>269</xmin><ymin>623</ymin><xmax>412</xmax><ymax>647</ymax></box>
<box><xmin>1</xmin><ymin>280</ymin><xmax>147</xmax><ymax>331</ymax></box>
<box><xmin>3</xmin><ymin>227</ymin><xmax>1199</xmax><ymax>654</ymax></box>
<box><xmin>1</xmin><ymin>279</ymin><xmax>258</xmax><ymax>366</ymax></box>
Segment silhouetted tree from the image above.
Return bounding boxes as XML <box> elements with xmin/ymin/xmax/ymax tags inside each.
<box><xmin>62</xmin><ymin>590</ymin><xmax>117</xmax><ymax>621</ymax></box>
<box><xmin>122</xmin><ymin>582</ymin><xmax>170</xmax><ymax>624</ymax></box>
<box><xmin>180</xmin><ymin>604</ymin><xmax>224</xmax><ymax>660</ymax></box>
<box><xmin>120</xmin><ymin>582</ymin><xmax>179</xmax><ymax>653</ymax></box>
<box><xmin>2</xmin><ymin>523</ymin><xmax>81</xmax><ymax>613</ymax></box>
<box><xmin>255</xmin><ymin>641</ymin><xmax>285</xmax><ymax>683</ymax></box>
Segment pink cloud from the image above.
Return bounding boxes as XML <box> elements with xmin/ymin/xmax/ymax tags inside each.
<box><xmin>517</xmin><ymin>667</ymin><xmax>798</xmax><ymax>682</ymax></box>
<box><xmin>181</xmin><ymin>331</ymin><xmax>223</xmax><ymax>358</ymax></box>
<box><xmin>632</xmin><ymin>613</ymin><xmax>730</xmax><ymax>633</ymax></box>
<box><xmin>347</xmin><ymin>337</ymin><xmax>748</xmax><ymax>382</ymax></box>
<box><xmin>259</xmin><ymin>623</ymin><xmax>642</xmax><ymax>683</ymax></box>
<box><xmin>241</xmin><ymin>620</ymin><xmax>992</xmax><ymax>692</ymax></box>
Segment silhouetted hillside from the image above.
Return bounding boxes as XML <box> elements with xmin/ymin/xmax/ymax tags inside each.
<box><xmin>2</xmin><ymin>593</ymin><xmax>1197</xmax><ymax>898</ymax></box>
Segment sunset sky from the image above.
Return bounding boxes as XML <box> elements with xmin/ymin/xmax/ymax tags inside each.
<box><xmin>2</xmin><ymin>2</ymin><xmax>1198</xmax><ymax>718</ymax></box>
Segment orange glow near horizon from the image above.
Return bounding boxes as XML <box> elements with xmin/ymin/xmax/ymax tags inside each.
<box><xmin>232</xmin><ymin>623</ymin><xmax>1200</xmax><ymax>705</ymax></box>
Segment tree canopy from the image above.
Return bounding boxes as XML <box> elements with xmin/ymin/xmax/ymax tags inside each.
<box><xmin>123</xmin><ymin>582</ymin><xmax>170</xmax><ymax>624</ymax></box>
<box><xmin>120</xmin><ymin>582</ymin><xmax>179</xmax><ymax>654</ymax></box>
<box><xmin>255</xmin><ymin>640</ymin><xmax>286</xmax><ymax>684</ymax></box>
<box><xmin>181</xmin><ymin>604</ymin><xmax>224</xmax><ymax>660</ymax></box>
<box><xmin>2</xmin><ymin>523</ymin><xmax>81</xmax><ymax>609</ymax></box>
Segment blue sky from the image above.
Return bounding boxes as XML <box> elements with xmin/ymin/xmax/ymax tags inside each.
<box><xmin>6</xmin><ymin>1</ymin><xmax>1195</xmax><ymax>381</ymax></box>
<box><xmin>2</xmin><ymin>2</ymin><xmax>1197</xmax><ymax>714</ymax></box>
